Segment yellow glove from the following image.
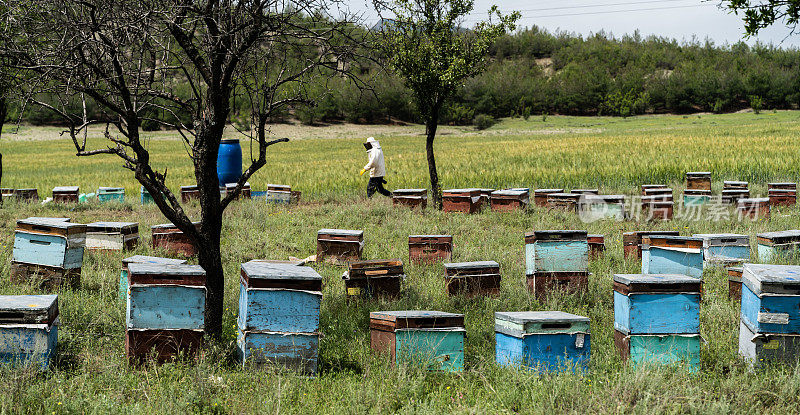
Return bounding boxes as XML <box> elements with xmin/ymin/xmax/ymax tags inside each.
<box><xmin>359</xmin><ymin>169</ymin><xmax>366</xmax><ymax>176</ymax></box>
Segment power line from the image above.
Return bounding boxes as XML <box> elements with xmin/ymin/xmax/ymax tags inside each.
<box><xmin>462</xmin><ymin>3</ymin><xmax>715</xmax><ymax>21</ymax></box>
<box><xmin>483</xmin><ymin>0</ymin><xmax>700</xmax><ymax>14</ymax></box>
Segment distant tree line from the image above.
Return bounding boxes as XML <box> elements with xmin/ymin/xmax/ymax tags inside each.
<box><xmin>7</xmin><ymin>25</ymin><xmax>800</xmax><ymax>127</ymax></box>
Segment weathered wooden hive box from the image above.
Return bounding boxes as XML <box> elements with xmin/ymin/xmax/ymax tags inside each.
<box><xmin>408</xmin><ymin>235</ymin><xmax>452</xmax><ymax>263</ymax></box>
<box><xmin>622</xmin><ymin>231</ymin><xmax>679</xmax><ymax>259</ymax></box>
<box><xmin>641</xmin><ymin>235</ymin><xmax>704</xmax><ymax>278</ymax></box>
<box><xmin>588</xmin><ymin>234</ymin><xmax>605</xmax><ymax>259</ymax></box>
<box><xmin>722</xmin><ymin>189</ymin><xmax>750</xmax><ymax>204</ymax></box>
<box><xmin>490</xmin><ymin>189</ymin><xmax>529</xmax><ymax>212</ymax></box>
<box><xmin>392</xmin><ymin>189</ymin><xmax>428</xmax><ymax>209</ymax></box>
<box><xmin>52</xmin><ymin>186</ymin><xmax>79</xmax><ymax>203</ymax></box>
<box><xmin>370</xmin><ymin>310</ymin><xmax>464</xmax><ymax>372</ymax></box>
<box><xmin>641</xmin><ymin>185</ymin><xmax>672</xmax><ymax>200</ymax></box>
<box><xmin>613</xmin><ymin>274</ymin><xmax>702</xmax><ymax>370</ymax></box>
<box><xmin>0</xmin><ymin>295</ymin><xmax>59</xmax><ymax>370</ymax></box>
<box><xmin>739</xmin><ymin>264</ymin><xmax>800</xmax><ymax>367</ymax></box>
<box><xmin>443</xmin><ymin>261</ymin><xmax>500</xmax><ymax>296</ymax></box>
<box><xmin>737</xmin><ymin>197</ymin><xmax>770</xmax><ymax>220</ymax></box>
<box><xmin>524</xmin><ymin>230</ymin><xmax>588</xmax><ymax>275</ymax></box>
<box><xmin>237</xmin><ymin>261</ymin><xmax>322</xmax><ymax>374</ymax></box>
<box><xmin>692</xmin><ymin>233</ymin><xmax>750</xmax><ymax>268</ymax></box>
<box><xmin>442</xmin><ymin>188</ymin><xmax>482</xmax><ymax>213</ymax></box>
<box><xmin>578</xmin><ymin>195</ymin><xmax>626</xmax><ymax>220</ymax></box>
<box><xmin>14</xmin><ymin>188</ymin><xmax>39</xmax><ymax>202</ymax></box>
<box><xmin>769</xmin><ymin>184</ymin><xmax>797</xmax><ymax>207</ymax></box>
<box><xmin>140</xmin><ymin>186</ymin><xmax>154</xmax><ymax>204</ymax></box>
<box><xmin>266</xmin><ymin>184</ymin><xmax>292</xmax><ymax>204</ymax></box>
<box><xmin>151</xmin><ymin>222</ymin><xmax>199</xmax><ymax>257</ymax></box>
<box><xmin>11</xmin><ymin>218</ymin><xmax>86</xmax><ymax>288</ymax></box>
<box><xmin>727</xmin><ymin>266</ymin><xmax>743</xmax><ymax>302</ymax></box>
<box><xmin>85</xmin><ymin>222</ymin><xmax>139</xmax><ymax>251</ymax></box>
<box><xmin>533</xmin><ymin>189</ymin><xmax>563</xmax><ymax>207</ymax></box>
<box><xmin>97</xmin><ymin>187</ymin><xmax>125</xmax><ymax>203</ymax></box>
<box><xmin>757</xmin><ymin>230</ymin><xmax>800</xmax><ymax>262</ymax></box>
<box><xmin>180</xmin><ymin>185</ymin><xmax>200</xmax><ymax>203</ymax></box>
<box><xmin>495</xmin><ymin>311</ymin><xmax>590</xmax><ymax>372</ymax></box>
<box><xmin>769</xmin><ymin>182</ymin><xmax>797</xmax><ymax>191</ymax></box>
<box><xmin>316</xmin><ymin>229</ymin><xmax>363</xmax><ymax>263</ymax></box>
<box><xmin>1</xmin><ymin>188</ymin><xmax>14</xmax><ymax>200</ymax></box>
<box><xmin>723</xmin><ymin>180</ymin><xmax>748</xmax><ymax>190</ymax></box>
<box><xmin>640</xmin><ymin>197</ymin><xmax>674</xmax><ymax>220</ymax></box>
<box><xmin>118</xmin><ymin>255</ymin><xmax>188</xmax><ymax>301</ymax></box>
<box><xmin>343</xmin><ymin>259</ymin><xmax>405</xmax><ymax>300</ymax></box>
<box><xmin>224</xmin><ymin>182</ymin><xmax>251</xmax><ymax>200</ymax></box>
<box><xmin>683</xmin><ymin>189</ymin><xmax>711</xmax><ymax>206</ymax></box>
<box><xmin>125</xmin><ymin>263</ymin><xmax>206</xmax><ymax>363</ymax></box>
<box><xmin>546</xmin><ymin>192</ymin><xmax>580</xmax><ymax>211</ymax></box>
<box><xmin>685</xmin><ymin>171</ymin><xmax>711</xmax><ymax>191</ymax></box>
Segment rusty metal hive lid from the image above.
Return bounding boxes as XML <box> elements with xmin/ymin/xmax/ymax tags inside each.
<box><xmin>613</xmin><ymin>273</ymin><xmax>702</xmax><ymax>285</ymax></box>
<box><xmin>123</xmin><ymin>255</ymin><xmax>187</xmax><ymax>265</ymax></box>
<box><xmin>128</xmin><ymin>263</ymin><xmax>205</xmax><ymax>276</ymax></box>
<box><xmin>241</xmin><ymin>261</ymin><xmax>322</xmax><ymax>281</ymax></box>
<box><xmin>494</xmin><ymin>311</ymin><xmax>588</xmax><ymax>324</ymax></box>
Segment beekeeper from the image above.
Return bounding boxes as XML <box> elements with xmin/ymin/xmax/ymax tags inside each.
<box><xmin>359</xmin><ymin>137</ymin><xmax>391</xmax><ymax>198</ymax></box>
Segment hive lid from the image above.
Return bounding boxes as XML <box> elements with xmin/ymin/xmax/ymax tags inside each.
<box><xmin>534</xmin><ymin>188</ymin><xmax>563</xmax><ymax>193</ymax></box>
<box><xmin>738</xmin><ymin>197</ymin><xmax>770</xmax><ymax>204</ymax></box>
<box><xmin>151</xmin><ymin>221</ymin><xmax>200</xmax><ymax>230</ymax></box>
<box><xmin>0</xmin><ymin>295</ymin><xmax>58</xmax><ymax>324</ymax></box>
<box><xmin>25</xmin><ymin>217</ymin><xmax>71</xmax><ymax>223</ymax></box>
<box><xmin>393</xmin><ymin>188</ymin><xmax>427</xmax><ymax>193</ymax></box>
<box><xmin>123</xmin><ymin>255</ymin><xmax>187</xmax><ymax>266</ymax></box>
<box><xmin>724</xmin><ymin>180</ymin><xmax>748</xmax><ymax>186</ymax></box>
<box><xmin>16</xmin><ymin>218</ymin><xmax>85</xmax><ymax>231</ymax></box>
<box><xmin>128</xmin><ymin>263</ymin><xmax>206</xmax><ymax>276</ymax></box>
<box><xmin>444</xmin><ymin>261</ymin><xmax>499</xmax><ymax>269</ymax></box>
<box><xmin>741</xmin><ymin>263</ymin><xmax>800</xmax><ymax>295</ymax></box>
<box><xmin>98</xmin><ymin>186</ymin><xmax>124</xmax><ymax>192</ymax></box>
<box><xmin>491</xmin><ymin>189</ymin><xmax>527</xmax><ymax>196</ymax></box>
<box><xmin>409</xmin><ymin>234</ymin><xmax>452</xmax><ymax>239</ymax></box>
<box><xmin>692</xmin><ymin>233</ymin><xmax>748</xmax><ymax>243</ymax></box>
<box><xmin>768</xmin><ymin>182</ymin><xmax>797</xmax><ymax>186</ymax></box>
<box><xmin>570</xmin><ymin>189</ymin><xmax>599</xmax><ymax>193</ymax></box>
<box><xmin>613</xmin><ymin>273</ymin><xmax>702</xmax><ymax>285</ymax></box>
<box><xmin>370</xmin><ymin>310</ymin><xmax>463</xmax><ymax>321</ymax></box>
<box><xmin>495</xmin><ymin>311</ymin><xmax>588</xmax><ymax>325</ymax></box>
<box><xmin>87</xmin><ymin>221</ymin><xmax>138</xmax><ymax>232</ymax></box>
<box><xmin>241</xmin><ymin>261</ymin><xmax>322</xmax><ymax>281</ymax></box>
<box><xmin>53</xmin><ymin>186</ymin><xmax>79</xmax><ymax>192</ymax></box>
<box><xmin>525</xmin><ymin>230</ymin><xmax>587</xmax><ymax>242</ymax></box>
<box><xmin>317</xmin><ymin>229</ymin><xmax>363</xmax><ymax>237</ymax></box>
<box><xmin>548</xmin><ymin>192</ymin><xmax>580</xmax><ymax>198</ymax></box>
<box><xmin>757</xmin><ymin>230</ymin><xmax>800</xmax><ymax>242</ymax></box>
<box><xmin>686</xmin><ymin>171</ymin><xmax>711</xmax><ymax>176</ymax></box>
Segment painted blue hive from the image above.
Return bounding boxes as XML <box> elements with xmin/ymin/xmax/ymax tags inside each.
<box><xmin>524</xmin><ymin>230</ymin><xmax>588</xmax><ymax>274</ymax></box>
<box><xmin>494</xmin><ymin>311</ymin><xmax>590</xmax><ymax>372</ymax></box>
<box><xmin>0</xmin><ymin>295</ymin><xmax>59</xmax><ymax>370</ymax></box>
<box><xmin>693</xmin><ymin>233</ymin><xmax>750</xmax><ymax>268</ymax></box>
<box><xmin>12</xmin><ymin>218</ymin><xmax>86</xmax><ymax>269</ymax></box>
<box><xmin>757</xmin><ymin>230</ymin><xmax>800</xmax><ymax>263</ymax></box>
<box><xmin>126</xmin><ymin>263</ymin><xmax>207</xmax><ymax>330</ymax></box>
<box><xmin>119</xmin><ymin>256</ymin><xmax>188</xmax><ymax>302</ymax></box>
<box><xmin>641</xmin><ymin>235</ymin><xmax>704</xmax><ymax>278</ymax></box>
<box><xmin>740</xmin><ymin>263</ymin><xmax>800</xmax><ymax>335</ymax></box>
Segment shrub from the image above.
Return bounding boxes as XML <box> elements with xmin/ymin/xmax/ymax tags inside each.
<box><xmin>473</xmin><ymin>113</ymin><xmax>497</xmax><ymax>130</ymax></box>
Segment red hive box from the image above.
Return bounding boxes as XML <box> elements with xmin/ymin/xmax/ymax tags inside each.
<box><xmin>150</xmin><ymin>222</ymin><xmax>200</xmax><ymax>257</ymax></box>
<box><xmin>52</xmin><ymin>186</ymin><xmax>79</xmax><ymax>203</ymax></box>
<box><xmin>490</xmin><ymin>189</ymin><xmax>529</xmax><ymax>212</ymax></box>
<box><xmin>622</xmin><ymin>231</ymin><xmax>680</xmax><ymax>259</ymax></box>
<box><xmin>442</xmin><ymin>189</ymin><xmax>482</xmax><ymax>213</ymax></box>
<box><xmin>737</xmin><ymin>197</ymin><xmax>770</xmax><ymax>220</ymax></box>
<box><xmin>526</xmin><ymin>270</ymin><xmax>589</xmax><ymax>300</ymax></box>
<box><xmin>392</xmin><ymin>189</ymin><xmax>428</xmax><ymax>209</ymax></box>
<box><xmin>316</xmin><ymin>229</ymin><xmax>363</xmax><ymax>263</ymax></box>
<box><xmin>343</xmin><ymin>259</ymin><xmax>404</xmax><ymax>300</ymax></box>
<box><xmin>588</xmin><ymin>234</ymin><xmax>605</xmax><ymax>259</ymax></box>
<box><xmin>534</xmin><ymin>189</ymin><xmax>563</xmax><ymax>207</ymax></box>
<box><xmin>443</xmin><ymin>261</ymin><xmax>500</xmax><ymax>297</ymax></box>
<box><xmin>408</xmin><ymin>235</ymin><xmax>453</xmax><ymax>264</ymax></box>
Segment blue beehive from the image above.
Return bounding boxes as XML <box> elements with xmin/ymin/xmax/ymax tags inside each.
<box><xmin>118</xmin><ymin>256</ymin><xmax>188</xmax><ymax>302</ymax></box>
<box><xmin>641</xmin><ymin>235</ymin><xmax>704</xmax><ymax>278</ymax></box>
<box><xmin>740</xmin><ymin>263</ymin><xmax>800</xmax><ymax>334</ymax></box>
<box><xmin>12</xmin><ymin>218</ymin><xmax>86</xmax><ymax>269</ymax></box>
<box><xmin>692</xmin><ymin>233</ymin><xmax>750</xmax><ymax>268</ymax></box>
<box><xmin>236</xmin><ymin>261</ymin><xmax>322</xmax><ymax>374</ymax></box>
<box><xmin>126</xmin><ymin>263</ymin><xmax>206</xmax><ymax>330</ymax></box>
<box><xmin>0</xmin><ymin>295</ymin><xmax>59</xmax><ymax>370</ymax></box>
<box><xmin>495</xmin><ymin>311</ymin><xmax>590</xmax><ymax>372</ymax></box>
<box><xmin>524</xmin><ymin>230</ymin><xmax>588</xmax><ymax>274</ymax></box>
<box><xmin>757</xmin><ymin>230</ymin><xmax>800</xmax><ymax>263</ymax></box>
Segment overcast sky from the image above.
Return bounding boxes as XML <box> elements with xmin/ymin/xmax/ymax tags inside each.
<box><xmin>347</xmin><ymin>0</ymin><xmax>800</xmax><ymax>48</ymax></box>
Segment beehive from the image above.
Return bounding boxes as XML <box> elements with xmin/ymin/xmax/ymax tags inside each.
<box><xmin>443</xmin><ymin>261</ymin><xmax>500</xmax><ymax>296</ymax></box>
<box><xmin>727</xmin><ymin>266</ymin><xmax>743</xmax><ymax>302</ymax></box>
<box><xmin>692</xmin><ymin>233</ymin><xmax>749</xmax><ymax>267</ymax></box>
<box><xmin>737</xmin><ymin>197</ymin><xmax>770</xmax><ymax>220</ymax></box>
<box><xmin>370</xmin><ymin>310</ymin><xmax>464</xmax><ymax>372</ymax></box>
<box><xmin>722</xmin><ymin>189</ymin><xmax>750</xmax><ymax>204</ymax></box>
<box><xmin>526</xmin><ymin>271</ymin><xmax>589</xmax><ymax>299</ymax></box>
<box><xmin>546</xmin><ymin>193</ymin><xmax>580</xmax><ymax>211</ymax></box>
<box><xmin>641</xmin><ymin>198</ymin><xmax>674</xmax><ymax>220</ymax></box>
<box><xmin>0</xmin><ymin>295</ymin><xmax>59</xmax><ymax>369</ymax></box>
<box><xmin>723</xmin><ymin>180</ymin><xmax>748</xmax><ymax>190</ymax></box>
<box><xmin>685</xmin><ymin>172</ymin><xmax>711</xmax><ymax>190</ymax></box>
<box><xmin>343</xmin><ymin>259</ymin><xmax>405</xmax><ymax>300</ymax></box>
<box><xmin>641</xmin><ymin>235</ymin><xmax>704</xmax><ymax>278</ymax></box>
<box><xmin>683</xmin><ymin>189</ymin><xmax>711</xmax><ymax>206</ymax></box>
<box><xmin>52</xmin><ymin>186</ymin><xmax>79</xmax><ymax>203</ymax></box>
<box><xmin>442</xmin><ymin>188</ymin><xmax>482</xmax><ymax>213</ymax></box>
<box><xmin>119</xmin><ymin>256</ymin><xmax>188</xmax><ymax>302</ymax></box>
<box><xmin>495</xmin><ymin>311</ymin><xmax>590</xmax><ymax>372</ymax></box>
<box><xmin>1</xmin><ymin>188</ymin><xmax>14</xmax><ymax>200</ymax></box>
<box><xmin>392</xmin><ymin>189</ymin><xmax>428</xmax><ymax>209</ymax></box>
<box><xmin>578</xmin><ymin>195</ymin><xmax>626</xmax><ymax>220</ymax></box>
<box><xmin>151</xmin><ymin>222</ymin><xmax>200</xmax><ymax>257</ymax></box>
<box><xmin>97</xmin><ymin>187</ymin><xmax>125</xmax><ymax>203</ymax></box>
<box><xmin>13</xmin><ymin>188</ymin><xmax>38</xmax><ymax>202</ymax></box>
<box><xmin>533</xmin><ymin>189</ymin><xmax>563</xmax><ymax>207</ymax></box>
<box><xmin>224</xmin><ymin>182</ymin><xmax>251</xmax><ymax>200</ymax></box>
<box><xmin>613</xmin><ymin>274</ymin><xmax>702</xmax><ymax>370</ymax></box>
<box><xmin>408</xmin><ymin>235</ymin><xmax>452</xmax><ymax>263</ymax></box>
<box><xmin>769</xmin><ymin>188</ymin><xmax>796</xmax><ymax>207</ymax></box>
<box><xmin>11</xmin><ymin>218</ymin><xmax>86</xmax><ymax>288</ymax></box>
<box><xmin>180</xmin><ymin>185</ymin><xmax>200</xmax><ymax>203</ymax></box>
<box><xmin>489</xmin><ymin>189</ymin><xmax>529</xmax><ymax>212</ymax></box>
<box><xmin>316</xmin><ymin>229</ymin><xmax>363</xmax><ymax>263</ymax></box>
<box><xmin>588</xmin><ymin>234</ymin><xmax>605</xmax><ymax>259</ymax></box>
<box><xmin>570</xmin><ymin>189</ymin><xmax>599</xmax><ymax>195</ymax></box>
<box><xmin>237</xmin><ymin>261</ymin><xmax>322</xmax><ymax>373</ymax></box>
<box><xmin>85</xmin><ymin>222</ymin><xmax>139</xmax><ymax>251</ymax></box>
<box><xmin>266</xmin><ymin>184</ymin><xmax>292</xmax><ymax>204</ymax></box>
<box><xmin>769</xmin><ymin>182</ymin><xmax>797</xmax><ymax>191</ymax></box>
<box><xmin>622</xmin><ymin>231</ymin><xmax>680</xmax><ymax>259</ymax></box>
<box><xmin>524</xmin><ymin>230</ymin><xmax>588</xmax><ymax>275</ymax></box>
<box><xmin>757</xmin><ymin>230</ymin><xmax>800</xmax><ymax>262</ymax></box>
<box><xmin>641</xmin><ymin>185</ymin><xmax>672</xmax><ymax>200</ymax></box>
<box><xmin>641</xmin><ymin>184</ymin><xmax>667</xmax><ymax>194</ymax></box>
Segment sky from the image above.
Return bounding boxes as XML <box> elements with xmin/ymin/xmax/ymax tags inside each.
<box><xmin>346</xmin><ymin>0</ymin><xmax>800</xmax><ymax>48</ymax></box>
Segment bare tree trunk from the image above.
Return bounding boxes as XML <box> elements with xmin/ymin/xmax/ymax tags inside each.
<box><xmin>425</xmin><ymin>105</ymin><xmax>442</xmax><ymax>210</ymax></box>
<box><xmin>0</xmin><ymin>97</ymin><xmax>6</xmax><ymax>207</ymax></box>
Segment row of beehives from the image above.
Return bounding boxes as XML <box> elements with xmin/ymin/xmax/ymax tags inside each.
<box><xmin>0</xmin><ymin>183</ymin><xmax>301</xmax><ymax>205</ymax></box>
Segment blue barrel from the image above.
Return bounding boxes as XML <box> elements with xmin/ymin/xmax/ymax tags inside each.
<box><xmin>217</xmin><ymin>139</ymin><xmax>242</xmax><ymax>185</ymax></box>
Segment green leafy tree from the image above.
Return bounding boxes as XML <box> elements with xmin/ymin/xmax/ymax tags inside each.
<box><xmin>724</xmin><ymin>1</ymin><xmax>800</xmax><ymax>35</ymax></box>
<box><xmin>373</xmin><ymin>0</ymin><xmax>518</xmax><ymax>209</ymax></box>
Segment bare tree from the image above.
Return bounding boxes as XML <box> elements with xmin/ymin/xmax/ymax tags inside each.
<box><xmin>2</xmin><ymin>0</ymin><xmax>363</xmax><ymax>336</ymax></box>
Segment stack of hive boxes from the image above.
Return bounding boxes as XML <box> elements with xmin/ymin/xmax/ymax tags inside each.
<box><xmin>641</xmin><ymin>185</ymin><xmax>674</xmax><ymax>220</ymax></box>
<box><xmin>684</xmin><ymin>172</ymin><xmax>711</xmax><ymax>206</ymax></box>
<box><xmin>118</xmin><ymin>255</ymin><xmax>188</xmax><ymax>301</ymax></box>
<box><xmin>11</xmin><ymin>218</ymin><xmax>86</xmax><ymax>289</ymax></box>
<box><xmin>0</xmin><ymin>295</ymin><xmax>59</xmax><ymax>369</ymax></box>
<box><xmin>265</xmin><ymin>184</ymin><xmax>292</xmax><ymax>204</ymax></box>
<box><xmin>343</xmin><ymin>259</ymin><xmax>405</xmax><ymax>300</ymax></box>
<box><xmin>370</xmin><ymin>310</ymin><xmax>464</xmax><ymax>372</ymax></box>
<box><xmin>578</xmin><ymin>195</ymin><xmax>626</xmax><ymax>221</ymax></box>
<box><xmin>739</xmin><ymin>264</ymin><xmax>800</xmax><ymax>367</ymax></box>
<box><xmin>494</xmin><ymin>311</ymin><xmax>590</xmax><ymax>372</ymax></box>
<box><xmin>524</xmin><ymin>230</ymin><xmax>589</xmax><ymax>298</ymax></box>
<box><xmin>768</xmin><ymin>182</ymin><xmax>796</xmax><ymax>207</ymax></box>
<box><xmin>126</xmin><ymin>263</ymin><xmax>206</xmax><ymax>363</ymax></box>
<box><xmin>237</xmin><ymin>261</ymin><xmax>322</xmax><ymax>374</ymax></box>
<box><xmin>613</xmin><ymin>274</ymin><xmax>702</xmax><ymax>370</ymax></box>
<box><xmin>722</xmin><ymin>181</ymin><xmax>749</xmax><ymax>204</ymax></box>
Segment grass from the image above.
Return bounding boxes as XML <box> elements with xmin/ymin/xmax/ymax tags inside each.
<box><xmin>0</xmin><ymin>112</ymin><xmax>800</xmax><ymax>413</ymax></box>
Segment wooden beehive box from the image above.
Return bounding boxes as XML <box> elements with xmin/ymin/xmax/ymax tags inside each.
<box><xmin>737</xmin><ymin>197</ymin><xmax>770</xmax><ymax>220</ymax></box>
<box><xmin>224</xmin><ymin>182</ymin><xmax>251</xmax><ymax>200</ymax></box>
<box><xmin>641</xmin><ymin>235</ymin><xmax>704</xmax><ymax>277</ymax></box>
<box><xmin>119</xmin><ymin>256</ymin><xmax>187</xmax><ymax>302</ymax></box>
<box><xmin>126</xmin><ymin>329</ymin><xmax>203</xmax><ymax>365</ymax></box>
<box><xmin>52</xmin><ymin>186</ymin><xmax>79</xmax><ymax>203</ymax></box>
<box><xmin>316</xmin><ymin>229</ymin><xmax>363</xmax><ymax>263</ymax></box>
<box><xmin>692</xmin><ymin>233</ymin><xmax>750</xmax><ymax>267</ymax></box>
<box><xmin>97</xmin><ymin>186</ymin><xmax>125</xmax><ymax>203</ymax></box>
<box><xmin>14</xmin><ymin>188</ymin><xmax>39</xmax><ymax>202</ymax></box>
<box><xmin>533</xmin><ymin>188</ymin><xmax>563</xmax><ymax>207</ymax></box>
<box><xmin>622</xmin><ymin>231</ymin><xmax>680</xmax><ymax>259</ymax></box>
<box><xmin>180</xmin><ymin>185</ymin><xmax>200</xmax><ymax>203</ymax></box>
<box><xmin>443</xmin><ymin>261</ymin><xmax>501</xmax><ymax>296</ymax></box>
<box><xmin>683</xmin><ymin>189</ymin><xmax>711</xmax><ymax>206</ymax></box>
<box><xmin>494</xmin><ymin>311</ymin><xmax>590</xmax><ymax>372</ymax></box>
<box><xmin>642</xmin><ymin>187</ymin><xmax>673</xmax><ymax>201</ymax></box>
<box><xmin>392</xmin><ymin>188</ymin><xmax>428</xmax><ymax>209</ymax></box>
<box><xmin>489</xmin><ymin>189</ymin><xmax>529</xmax><ymax>212</ymax></box>
<box><xmin>757</xmin><ymin>230</ymin><xmax>800</xmax><ymax>262</ymax></box>
<box><xmin>11</xmin><ymin>218</ymin><xmax>86</xmax><ymax>288</ymax></box>
<box><xmin>264</xmin><ymin>184</ymin><xmax>292</xmax><ymax>204</ymax></box>
<box><xmin>588</xmin><ymin>234</ymin><xmax>605</xmax><ymax>259</ymax></box>
<box><xmin>570</xmin><ymin>189</ymin><xmax>599</xmax><ymax>195</ymax></box>
<box><xmin>0</xmin><ymin>295</ymin><xmax>59</xmax><ymax>370</ymax></box>
<box><xmin>769</xmin><ymin>188</ymin><xmax>796</xmax><ymax>207</ymax></box>
<box><xmin>126</xmin><ymin>263</ymin><xmax>206</xmax><ymax>330</ymax></box>
<box><xmin>740</xmin><ymin>263</ymin><xmax>800</xmax><ymax>335</ymax></box>
<box><xmin>343</xmin><ymin>259</ymin><xmax>404</xmax><ymax>300</ymax></box>
<box><xmin>727</xmin><ymin>266</ymin><xmax>743</xmax><ymax>302</ymax></box>
<box><xmin>442</xmin><ymin>188</ymin><xmax>482</xmax><ymax>213</ymax></box>
<box><xmin>151</xmin><ymin>222</ymin><xmax>199</xmax><ymax>257</ymax></box>
<box><xmin>723</xmin><ymin>180</ymin><xmax>748</xmax><ymax>190</ymax></box>
<box><xmin>86</xmin><ymin>222</ymin><xmax>139</xmax><ymax>251</ymax></box>
<box><xmin>578</xmin><ymin>195</ymin><xmax>626</xmax><ymax>220</ymax></box>
<box><xmin>546</xmin><ymin>192</ymin><xmax>580</xmax><ymax>211</ymax></box>
<box><xmin>369</xmin><ymin>310</ymin><xmax>465</xmax><ymax>372</ymax></box>
<box><xmin>525</xmin><ymin>271</ymin><xmax>589</xmax><ymax>300</ymax></box>
<box><xmin>721</xmin><ymin>189</ymin><xmax>750</xmax><ymax>204</ymax></box>
<box><xmin>738</xmin><ymin>319</ymin><xmax>800</xmax><ymax>368</ymax></box>
<box><xmin>641</xmin><ymin>197</ymin><xmax>674</xmax><ymax>221</ymax></box>
<box><xmin>408</xmin><ymin>235</ymin><xmax>452</xmax><ymax>264</ymax></box>
<box><xmin>769</xmin><ymin>182</ymin><xmax>797</xmax><ymax>191</ymax></box>
<box><xmin>1</xmin><ymin>188</ymin><xmax>14</xmax><ymax>200</ymax></box>
<box><xmin>524</xmin><ymin>230</ymin><xmax>588</xmax><ymax>275</ymax></box>
<box><xmin>685</xmin><ymin>171</ymin><xmax>711</xmax><ymax>191</ymax></box>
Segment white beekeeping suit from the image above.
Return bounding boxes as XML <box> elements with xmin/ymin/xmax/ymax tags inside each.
<box><xmin>362</xmin><ymin>137</ymin><xmax>386</xmax><ymax>178</ymax></box>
